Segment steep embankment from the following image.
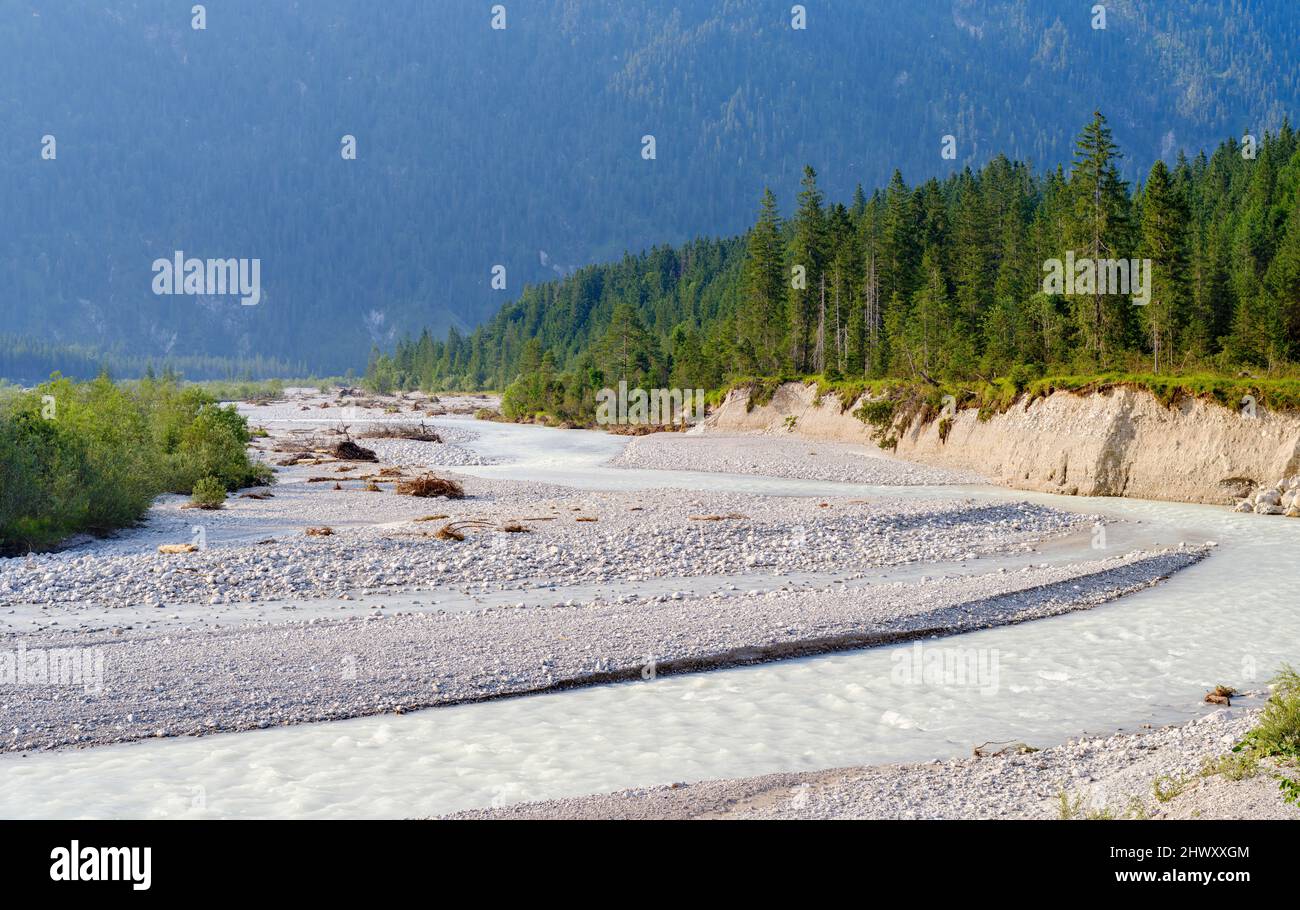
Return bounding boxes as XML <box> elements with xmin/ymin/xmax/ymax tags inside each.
<box><xmin>704</xmin><ymin>382</ymin><xmax>1300</xmax><ymax>505</ymax></box>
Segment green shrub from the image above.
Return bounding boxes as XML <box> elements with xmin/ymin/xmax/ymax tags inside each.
<box><xmin>1235</xmin><ymin>666</ymin><xmax>1300</xmax><ymax>805</ymax></box>
<box><xmin>190</xmin><ymin>475</ymin><xmax>228</xmax><ymax>509</ymax></box>
<box><xmin>0</xmin><ymin>374</ymin><xmax>270</xmax><ymax>553</ymax></box>
<box><xmin>853</xmin><ymin>397</ymin><xmax>896</xmax><ymax>429</ymax></box>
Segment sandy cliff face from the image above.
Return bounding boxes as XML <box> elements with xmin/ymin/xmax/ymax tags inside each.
<box><xmin>704</xmin><ymin>382</ymin><xmax>1300</xmax><ymax>504</ymax></box>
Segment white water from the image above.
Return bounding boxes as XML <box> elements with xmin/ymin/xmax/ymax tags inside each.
<box><xmin>1</xmin><ymin>418</ymin><xmax>1296</xmax><ymax>819</ymax></box>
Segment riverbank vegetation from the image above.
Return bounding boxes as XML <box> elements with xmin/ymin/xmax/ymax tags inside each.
<box><xmin>0</xmin><ymin>374</ymin><xmax>271</xmax><ymax>554</ymax></box>
<box><xmin>365</xmin><ymin>114</ymin><xmax>1300</xmax><ymax>424</ymax></box>
<box><xmin>1233</xmin><ymin>667</ymin><xmax>1300</xmax><ymax>805</ymax></box>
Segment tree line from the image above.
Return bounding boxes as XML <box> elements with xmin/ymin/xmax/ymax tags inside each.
<box><xmin>366</xmin><ymin>113</ymin><xmax>1300</xmax><ymax>420</ymax></box>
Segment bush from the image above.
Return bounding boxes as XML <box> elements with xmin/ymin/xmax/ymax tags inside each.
<box><xmin>853</xmin><ymin>397</ymin><xmax>897</xmax><ymax>430</ymax></box>
<box><xmin>190</xmin><ymin>475</ymin><xmax>228</xmax><ymax>509</ymax></box>
<box><xmin>1</xmin><ymin>374</ymin><xmax>270</xmax><ymax>553</ymax></box>
<box><xmin>1235</xmin><ymin>666</ymin><xmax>1300</xmax><ymax>805</ymax></box>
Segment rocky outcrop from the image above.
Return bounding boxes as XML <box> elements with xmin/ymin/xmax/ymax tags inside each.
<box><xmin>704</xmin><ymin>382</ymin><xmax>1300</xmax><ymax>505</ymax></box>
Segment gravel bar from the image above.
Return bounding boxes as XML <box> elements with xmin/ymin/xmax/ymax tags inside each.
<box><xmin>2</xmin><ymin>545</ymin><xmax>1204</xmax><ymax>753</ymax></box>
<box><xmin>1</xmin><ymin>485</ymin><xmax>1087</xmax><ymax>617</ymax></box>
<box><xmin>612</xmin><ymin>432</ymin><xmax>986</xmax><ymax>486</ymax></box>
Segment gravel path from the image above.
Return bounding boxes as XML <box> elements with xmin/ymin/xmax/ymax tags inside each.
<box><xmin>1</xmin><ymin>546</ymin><xmax>1204</xmax><ymax>753</ymax></box>
<box><xmin>446</xmin><ymin>703</ymin><xmax>1300</xmax><ymax>820</ymax></box>
<box><xmin>612</xmin><ymin>432</ymin><xmax>986</xmax><ymax>486</ymax></box>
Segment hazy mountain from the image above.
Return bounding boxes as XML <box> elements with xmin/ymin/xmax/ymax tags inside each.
<box><xmin>3</xmin><ymin>0</ymin><xmax>1297</xmax><ymax>377</ymax></box>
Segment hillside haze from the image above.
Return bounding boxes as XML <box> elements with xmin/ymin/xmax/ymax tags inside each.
<box><xmin>3</xmin><ymin>0</ymin><xmax>1298</xmax><ymax>378</ymax></box>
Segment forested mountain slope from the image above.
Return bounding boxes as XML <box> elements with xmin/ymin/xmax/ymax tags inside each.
<box><xmin>366</xmin><ymin>115</ymin><xmax>1300</xmax><ymax>421</ymax></box>
<box><xmin>4</xmin><ymin>0</ymin><xmax>1298</xmax><ymax>378</ymax></box>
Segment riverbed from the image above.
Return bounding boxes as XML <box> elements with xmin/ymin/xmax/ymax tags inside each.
<box><xmin>0</xmin><ymin>403</ymin><xmax>1295</xmax><ymax>819</ymax></box>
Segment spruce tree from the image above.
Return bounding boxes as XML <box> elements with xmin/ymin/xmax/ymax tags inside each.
<box><xmin>740</xmin><ymin>188</ymin><xmax>787</xmax><ymax>374</ymax></box>
<box><xmin>787</xmin><ymin>166</ymin><xmax>827</xmax><ymax>372</ymax></box>
<box><xmin>1067</xmin><ymin>111</ymin><xmax>1132</xmax><ymax>363</ymax></box>
<box><xmin>1139</xmin><ymin>160</ymin><xmax>1188</xmax><ymax>372</ymax></box>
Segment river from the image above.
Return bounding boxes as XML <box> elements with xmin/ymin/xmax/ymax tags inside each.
<box><xmin>0</xmin><ymin>418</ymin><xmax>1295</xmax><ymax>818</ymax></box>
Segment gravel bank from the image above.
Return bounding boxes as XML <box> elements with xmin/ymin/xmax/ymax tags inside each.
<box><xmin>1</xmin><ymin>478</ymin><xmax>1088</xmax><ymax>619</ymax></box>
<box><xmin>446</xmin><ymin>703</ymin><xmax>1300</xmax><ymax>820</ymax></box>
<box><xmin>612</xmin><ymin>432</ymin><xmax>985</xmax><ymax>486</ymax></box>
<box><xmin>0</xmin><ymin>546</ymin><xmax>1204</xmax><ymax>752</ymax></box>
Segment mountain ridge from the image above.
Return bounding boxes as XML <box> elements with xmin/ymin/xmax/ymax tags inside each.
<box><xmin>4</xmin><ymin>0</ymin><xmax>1298</xmax><ymax>376</ymax></box>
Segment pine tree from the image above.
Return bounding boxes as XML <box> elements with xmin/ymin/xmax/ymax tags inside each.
<box><xmin>740</xmin><ymin>188</ymin><xmax>787</xmax><ymax>374</ymax></box>
<box><xmin>879</xmin><ymin>170</ymin><xmax>918</xmax><ymax>323</ymax></box>
<box><xmin>1067</xmin><ymin>111</ymin><xmax>1132</xmax><ymax>363</ymax></box>
<box><xmin>787</xmin><ymin>166</ymin><xmax>827</xmax><ymax>372</ymax></box>
<box><xmin>952</xmin><ymin>171</ymin><xmax>992</xmax><ymax>344</ymax></box>
<box><xmin>596</xmin><ymin>303</ymin><xmax>658</xmax><ymax>387</ymax></box>
<box><xmin>1139</xmin><ymin>160</ymin><xmax>1188</xmax><ymax>372</ymax></box>
<box><xmin>1266</xmin><ymin>200</ymin><xmax>1300</xmax><ymax>359</ymax></box>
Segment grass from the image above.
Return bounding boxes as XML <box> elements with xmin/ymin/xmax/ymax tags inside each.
<box><xmin>183</xmin><ymin>376</ymin><xmax>352</xmax><ymax>403</ymax></box>
<box><xmin>1055</xmin><ymin>788</ymin><xmax>1088</xmax><ymax>820</ymax></box>
<box><xmin>1023</xmin><ymin>372</ymin><xmax>1300</xmax><ymax>413</ymax></box>
<box><xmin>720</xmin><ymin>369</ymin><xmax>1300</xmax><ymax>452</ymax></box>
<box><xmin>740</xmin><ymin>370</ymin><xmax>1300</xmax><ymax>417</ymax></box>
<box><xmin>1056</xmin><ymin>788</ymin><xmax>1148</xmax><ymax>820</ymax></box>
<box><xmin>1233</xmin><ymin>666</ymin><xmax>1300</xmax><ymax>805</ymax></box>
<box><xmin>1200</xmin><ymin>751</ymin><xmax>1260</xmax><ymax>782</ymax></box>
<box><xmin>1191</xmin><ymin>667</ymin><xmax>1300</xmax><ymax>805</ymax></box>
<box><xmin>185</xmin><ymin>378</ymin><xmax>288</xmax><ymax>403</ymax></box>
<box><xmin>1152</xmin><ymin>772</ymin><xmax>1190</xmax><ymax>803</ymax></box>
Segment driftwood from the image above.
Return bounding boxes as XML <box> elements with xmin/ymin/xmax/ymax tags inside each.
<box><xmin>396</xmin><ymin>474</ymin><xmax>465</xmax><ymax>499</ymax></box>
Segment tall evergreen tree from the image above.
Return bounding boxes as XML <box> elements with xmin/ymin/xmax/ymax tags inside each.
<box><xmin>1067</xmin><ymin>111</ymin><xmax>1133</xmax><ymax>362</ymax></box>
<box><xmin>1139</xmin><ymin>160</ymin><xmax>1188</xmax><ymax>372</ymax></box>
<box><xmin>787</xmin><ymin>166</ymin><xmax>827</xmax><ymax>372</ymax></box>
<box><xmin>740</xmin><ymin>188</ymin><xmax>787</xmax><ymax>374</ymax></box>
